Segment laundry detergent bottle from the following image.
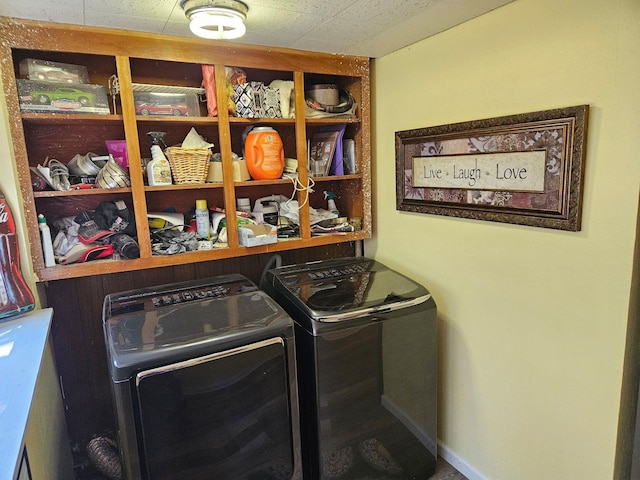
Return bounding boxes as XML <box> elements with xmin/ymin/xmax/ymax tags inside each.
<box><xmin>244</xmin><ymin>126</ymin><xmax>284</xmax><ymax>180</ymax></box>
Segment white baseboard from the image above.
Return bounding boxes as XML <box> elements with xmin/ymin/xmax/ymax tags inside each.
<box><xmin>438</xmin><ymin>441</ymin><xmax>488</xmax><ymax>480</ymax></box>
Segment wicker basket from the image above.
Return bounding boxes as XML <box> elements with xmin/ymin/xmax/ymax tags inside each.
<box><xmin>164</xmin><ymin>147</ymin><xmax>211</xmax><ymax>184</ymax></box>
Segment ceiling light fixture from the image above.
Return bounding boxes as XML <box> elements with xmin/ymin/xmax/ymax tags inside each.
<box><xmin>180</xmin><ymin>0</ymin><xmax>249</xmax><ymax>40</ymax></box>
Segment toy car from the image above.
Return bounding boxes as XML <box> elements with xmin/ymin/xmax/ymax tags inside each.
<box><xmin>30</xmin><ymin>87</ymin><xmax>97</xmax><ymax>106</ymax></box>
<box><xmin>135</xmin><ymin>102</ymin><xmax>189</xmax><ymax>116</ymax></box>
<box><xmin>34</xmin><ymin>66</ymin><xmax>81</xmax><ymax>83</ymax></box>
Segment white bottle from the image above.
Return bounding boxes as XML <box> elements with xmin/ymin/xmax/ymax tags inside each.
<box><xmin>38</xmin><ymin>214</ymin><xmax>55</xmax><ymax>267</ymax></box>
<box><xmin>147</xmin><ymin>144</ymin><xmax>172</xmax><ymax>186</ymax></box>
<box><xmin>195</xmin><ymin>199</ymin><xmax>210</xmax><ymax>239</ymax></box>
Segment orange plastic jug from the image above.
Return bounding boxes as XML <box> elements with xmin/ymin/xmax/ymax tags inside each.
<box><xmin>244</xmin><ymin>127</ymin><xmax>284</xmax><ymax>180</ymax></box>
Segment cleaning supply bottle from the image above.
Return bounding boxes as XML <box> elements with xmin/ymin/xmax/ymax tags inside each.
<box><xmin>0</xmin><ymin>189</ymin><xmax>35</xmax><ymax>320</ymax></box>
<box><xmin>195</xmin><ymin>199</ymin><xmax>210</xmax><ymax>240</ymax></box>
<box><xmin>244</xmin><ymin>126</ymin><xmax>284</xmax><ymax>180</ymax></box>
<box><xmin>38</xmin><ymin>214</ymin><xmax>55</xmax><ymax>267</ymax></box>
<box><xmin>147</xmin><ymin>131</ymin><xmax>172</xmax><ymax>186</ymax></box>
<box><xmin>324</xmin><ymin>191</ymin><xmax>339</xmax><ymax>216</ymax></box>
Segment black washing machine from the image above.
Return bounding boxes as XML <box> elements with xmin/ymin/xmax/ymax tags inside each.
<box><xmin>262</xmin><ymin>257</ymin><xmax>437</xmax><ymax>480</ymax></box>
<box><xmin>103</xmin><ymin>274</ymin><xmax>301</xmax><ymax>480</ymax></box>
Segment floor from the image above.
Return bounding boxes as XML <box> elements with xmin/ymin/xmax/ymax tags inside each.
<box><xmin>434</xmin><ymin>456</ymin><xmax>469</xmax><ymax>480</ymax></box>
<box><xmin>82</xmin><ymin>457</ymin><xmax>468</xmax><ymax>479</ymax></box>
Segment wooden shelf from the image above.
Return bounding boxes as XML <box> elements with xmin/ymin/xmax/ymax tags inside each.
<box><xmin>33</xmin><ymin>187</ymin><xmax>132</xmax><ymax>198</ymax></box>
<box><xmin>37</xmin><ymin>230</ymin><xmax>369</xmax><ymax>281</ymax></box>
<box><xmin>21</xmin><ymin>112</ymin><xmax>123</xmax><ymax>123</ymax></box>
<box><xmin>144</xmin><ymin>183</ymin><xmax>224</xmax><ymax>192</ymax></box>
<box><xmin>135</xmin><ymin>115</ymin><xmax>219</xmax><ymax>125</ymax></box>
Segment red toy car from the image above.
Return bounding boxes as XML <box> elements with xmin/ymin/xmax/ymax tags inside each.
<box><xmin>135</xmin><ymin>102</ymin><xmax>189</xmax><ymax>116</ymax></box>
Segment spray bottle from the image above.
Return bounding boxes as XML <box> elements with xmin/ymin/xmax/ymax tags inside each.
<box><xmin>195</xmin><ymin>199</ymin><xmax>211</xmax><ymax>240</ymax></box>
<box><xmin>147</xmin><ymin>131</ymin><xmax>172</xmax><ymax>186</ymax></box>
<box><xmin>38</xmin><ymin>214</ymin><xmax>55</xmax><ymax>267</ymax></box>
<box><xmin>324</xmin><ymin>191</ymin><xmax>339</xmax><ymax>216</ymax></box>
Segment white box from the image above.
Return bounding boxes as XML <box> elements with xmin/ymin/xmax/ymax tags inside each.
<box><xmin>238</xmin><ymin>224</ymin><xmax>277</xmax><ymax>246</ymax></box>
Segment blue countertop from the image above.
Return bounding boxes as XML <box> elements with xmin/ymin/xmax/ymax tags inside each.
<box><xmin>0</xmin><ymin>308</ymin><xmax>53</xmax><ymax>480</ymax></box>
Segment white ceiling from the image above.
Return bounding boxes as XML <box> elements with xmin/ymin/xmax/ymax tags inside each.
<box><xmin>0</xmin><ymin>0</ymin><xmax>515</xmax><ymax>58</ymax></box>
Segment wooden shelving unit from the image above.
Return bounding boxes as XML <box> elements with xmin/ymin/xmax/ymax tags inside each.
<box><xmin>0</xmin><ymin>17</ymin><xmax>371</xmax><ymax>281</ymax></box>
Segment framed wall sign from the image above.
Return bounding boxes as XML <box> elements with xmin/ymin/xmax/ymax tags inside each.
<box><xmin>395</xmin><ymin>105</ymin><xmax>589</xmax><ymax>231</ymax></box>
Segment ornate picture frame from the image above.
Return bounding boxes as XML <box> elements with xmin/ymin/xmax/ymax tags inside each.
<box><xmin>395</xmin><ymin>105</ymin><xmax>589</xmax><ymax>231</ymax></box>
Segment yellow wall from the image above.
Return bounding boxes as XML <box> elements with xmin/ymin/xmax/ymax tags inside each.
<box><xmin>369</xmin><ymin>0</ymin><xmax>640</xmax><ymax>478</ymax></box>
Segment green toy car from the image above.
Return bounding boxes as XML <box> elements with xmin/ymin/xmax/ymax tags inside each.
<box><xmin>31</xmin><ymin>87</ymin><xmax>97</xmax><ymax>106</ymax></box>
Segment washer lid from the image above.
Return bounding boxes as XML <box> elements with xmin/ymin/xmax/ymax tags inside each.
<box><xmin>268</xmin><ymin>257</ymin><xmax>431</xmax><ymax>322</ymax></box>
<box><xmin>103</xmin><ymin>274</ymin><xmax>292</xmax><ymax>380</ymax></box>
